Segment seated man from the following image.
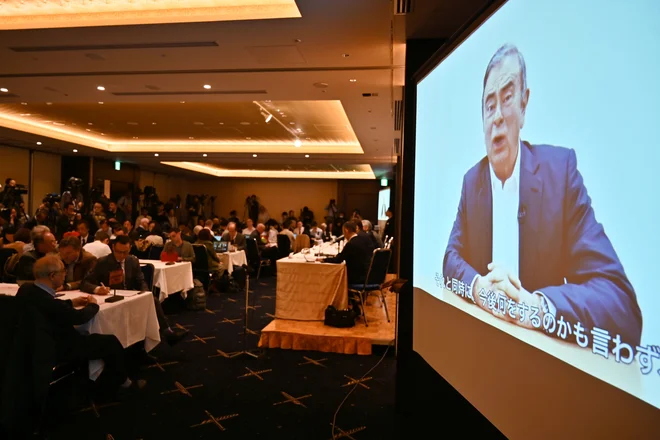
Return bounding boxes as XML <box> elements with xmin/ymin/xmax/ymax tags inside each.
<box><xmin>15</xmin><ymin>228</ymin><xmax>58</xmax><ymax>284</ymax></box>
<box><xmin>221</xmin><ymin>221</ymin><xmax>246</xmax><ymax>251</ymax></box>
<box><xmin>81</xmin><ymin>235</ymin><xmax>187</xmax><ymax>345</ymax></box>
<box><xmin>83</xmin><ymin>230</ymin><xmax>112</xmax><ymax>259</ymax></box>
<box><xmin>58</xmin><ymin>235</ymin><xmax>97</xmax><ymax>291</ymax></box>
<box><xmin>16</xmin><ymin>255</ymin><xmax>144</xmax><ymax>397</ymax></box>
<box><xmin>322</xmin><ymin>221</ymin><xmax>372</xmax><ymax>285</ymax></box>
<box><xmin>166</xmin><ymin>228</ymin><xmax>196</xmax><ymax>262</ymax></box>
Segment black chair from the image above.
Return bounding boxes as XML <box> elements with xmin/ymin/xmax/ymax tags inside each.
<box><xmin>191</xmin><ymin>245</ymin><xmax>211</xmax><ymax>290</ymax></box>
<box><xmin>148</xmin><ymin>245</ymin><xmax>163</xmax><ymax>261</ymax></box>
<box><xmin>140</xmin><ymin>263</ymin><xmax>155</xmax><ymax>291</ymax></box>
<box><xmin>245</xmin><ymin>237</ymin><xmax>271</xmax><ymax>280</ymax></box>
<box><xmin>130</xmin><ymin>245</ymin><xmax>149</xmax><ymax>260</ymax></box>
<box><xmin>0</xmin><ymin>248</ymin><xmax>17</xmax><ymax>282</ymax></box>
<box><xmin>276</xmin><ymin>234</ymin><xmax>291</xmax><ymax>259</ymax></box>
<box><xmin>348</xmin><ymin>248</ymin><xmax>392</xmax><ymax>326</ymax></box>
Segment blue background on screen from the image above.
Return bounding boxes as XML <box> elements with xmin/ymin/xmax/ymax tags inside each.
<box><xmin>414</xmin><ymin>0</ymin><xmax>660</xmax><ymax>348</ymax></box>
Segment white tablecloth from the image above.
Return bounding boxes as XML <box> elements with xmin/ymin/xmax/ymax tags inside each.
<box><xmin>139</xmin><ymin>260</ymin><xmax>194</xmax><ymax>302</ymax></box>
<box><xmin>217</xmin><ymin>250</ymin><xmax>248</xmax><ymax>274</ymax></box>
<box><xmin>1</xmin><ymin>284</ymin><xmax>161</xmax><ymax>379</ymax></box>
<box><xmin>275</xmin><ymin>248</ymin><xmax>348</xmax><ymax>321</ymax></box>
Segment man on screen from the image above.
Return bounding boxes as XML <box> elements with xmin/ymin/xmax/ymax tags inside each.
<box><xmin>443</xmin><ymin>44</ymin><xmax>642</xmax><ymax>346</ymax></box>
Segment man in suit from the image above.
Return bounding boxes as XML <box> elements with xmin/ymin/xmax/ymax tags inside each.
<box><xmin>323</xmin><ymin>221</ymin><xmax>372</xmax><ymax>285</ymax></box>
<box><xmin>221</xmin><ymin>221</ymin><xmax>246</xmax><ymax>251</ymax></box>
<box><xmin>16</xmin><ymin>255</ymin><xmax>144</xmax><ymax>396</ymax></box>
<box><xmin>81</xmin><ymin>235</ymin><xmax>187</xmax><ymax>345</ymax></box>
<box><xmin>15</xmin><ymin>229</ymin><xmax>58</xmax><ymax>284</ymax></box>
<box><xmin>55</xmin><ymin>201</ymin><xmax>77</xmax><ymax>240</ymax></box>
<box><xmin>443</xmin><ymin>44</ymin><xmax>642</xmax><ymax>345</ymax></box>
<box><xmin>57</xmin><ymin>235</ymin><xmax>97</xmax><ymax>291</ymax></box>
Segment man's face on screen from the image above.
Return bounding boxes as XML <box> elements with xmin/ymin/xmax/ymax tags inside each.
<box><xmin>482</xmin><ymin>54</ymin><xmax>528</xmax><ymax>181</ymax></box>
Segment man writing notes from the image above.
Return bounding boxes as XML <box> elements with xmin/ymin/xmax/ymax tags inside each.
<box><xmin>442</xmin><ymin>44</ymin><xmax>642</xmax><ymax>345</ymax></box>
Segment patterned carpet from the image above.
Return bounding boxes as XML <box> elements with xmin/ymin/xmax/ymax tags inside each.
<box><xmin>44</xmin><ymin>274</ymin><xmax>398</xmax><ymax>440</ymax></box>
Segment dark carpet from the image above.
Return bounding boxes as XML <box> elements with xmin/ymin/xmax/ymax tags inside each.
<box><xmin>44</xmin><ymin>275</ymin><xmax>399</xmax><ymax>440</ymax></box>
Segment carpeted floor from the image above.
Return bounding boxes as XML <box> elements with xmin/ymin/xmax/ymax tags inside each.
<box><xmin>44</xmin><ymin>274</ymin><xmax>399</xmax><ymax>440</ymax></box>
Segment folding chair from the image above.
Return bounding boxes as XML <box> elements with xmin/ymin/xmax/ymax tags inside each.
<box><xmin>245</xmin><ymin>237</ymin><xmax>270</xmax><ymax>281</ymax></box>
<box><xmin>348</xmin><ymin>248</ymin><xmax>392</xmax><ymax>326</ymax></box>
<box><xmin>140</xmin><ymin>262</ymin><xmax>155</xmax><ymax>291</ymax></box>
<box><xmin>191</xmin><ymin>244</ymin><xmax>211</xmax><ymax>290</ymax></box>
<box><xmin>148</xmin><ymin>245</ymin><xmax>163</xmax><ymax>261</ymax></box>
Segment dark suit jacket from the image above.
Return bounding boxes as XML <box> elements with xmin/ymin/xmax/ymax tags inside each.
<box><xmin>15</xmin><ymin>282</ymin><xmax>99</xmax><ymax>354</ymax></box>
<box><xmin>81</xmin><ymin>253</ymin><xmax>148</xmax><ymax>292</ymax></box>
<box><xmin>221</xmin><ymin>231</ymin><xmax>247</xmax><ymax>251</ymax></box>
<box><xmin>55</xmin><ymin>214</ymin><xmax>75</xmax><ymax>240</ymax></box>
<box><xmin>64</xmin><ymin>250</ymin><xmax>97</xmax><ymax>291</ymax></box>
<box><xmin>325</xmin><ymin>235</ymin><xmax>373</xmax><ymax>285</ymax></box>
<box><xmin>443</xmin><ymin>142</ymin><xmax>642</xmax><ymax>345</ymax></box>
<box><xmin>15</xmin><ymin>250</ymin><xmax>48</xmax><ymax>284</ymax></box>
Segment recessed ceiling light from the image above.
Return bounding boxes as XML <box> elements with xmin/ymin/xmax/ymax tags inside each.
<box><xmin>349</xmin><ymin>79</ymin><xmax>357</xmax><ymax>82</ymax></box>
<box><xmin>289</xmin><ymin>122</ymin><xmax>295</xmax><ymax>125</ymax></box>
<box><xmin>193</xmin><ymin>122</ymin><xmax>204</xmax><ymax>126</ymax></box>
<box><xmin>203</xmin><ymin>84</ymin><xmax>211</xmax><ymax>89</ymax></box>
<box><xmin>342</xmin><ymin>53</ymin><xmax>350</xmax><ymax>57</ymax></box>
<box><xmin>246</xmin><ymin>137</ymin><xmax>252</xmax><ymax>140</ymax></box>
<box><xmin>86</xmin><ymin>129</ymin><xmax>91</xmax><ymax>132</ymax></box>
<box><xmin>73</xmin><ymin>149</ymin><xmax>78</xmax><ymax>153</ymax></box>
<box><xmin>36</xmin><ymin>141</ymin><xmax>42</xmax><ymax>145</ymax></box>
<box><xmin>265</xmin><ymin>99</ymin><xmax>271</xmax><ymax>102</ymax></box>
<box><xmin>252</xmin><ymin>154</ymin><xmax>258</xmax><ymax>158</ymax></box>
<box><xmin>240</xmin><ymin>122</ymin><xmax>250</xmax><ymax>125</ymax></box>
<box><xmin>21</xmin><ymin>102</ymin><xmax>27</xmax><ymax>105</ymax></box>
<box><xmin>152</xmin><ymin>122</ymin><xmax>157</xmax><ymax>125</ymax></box>
<box><xmin>305</xmin><ymin>154</ymin><xmax>309</xmax><ymax>158</ymax></box>
<box><xmin>98</xmin><ymin>102</ymin><xmax>104</xmax><ymax>104</ymax></box>
<box><xmin>202</xmin><ymin>153</ymin><xmax>207</xmax><ymax>157</ymax></box>
<box><xmin>154</xmin><ymin>153</ymin><xmax>159</xmax><ymax>157</ymax></box>
<box><xmin>189</xmin><ymin>137</ymin><xmax>195</xmax><ymax>140</ymax></box>
<box><xmin>133</xmin><ymin>137</ymin><xmax>139</xmax><ymax>139</ymax></box>
<box><xmin>97</xmin><ymin>86</ymin><xmax>105</xmax><ymax>91</ymax></box>
<box><xmin>281</xmin><ymin>114</ymin><xmax>287</xmax><ymax>118</ymax></box>
<box><xmin>294</xmin><ymin>39</ymin><xmax>302</xmax><ymax>43</ymax></box>
<box><xmin>218</xmin><ymin>122</ymin><xmax>224</xmax><ymax>125</ymax></box>
<box><xmin>88</xmin><ymin>122</ymin><xmax>93</xmax><ymax>125</ymax></box>
<box><xmin>294</xmin><ymin>139</ymin><xmax>302</xmax><ymax>148</ymax></box>
<box><xmin>20</xmin><ymin>113</ymin><xmax>31</xmax><ymax>117</ymax></box>
<box><xmin>127</xmin><ymin>122</ymin><xmax>138</xmax><ymax>125</ymax></box>
<box><xmin>101</xmin><ymin>133</ymin><xmax>105</xmax><ymax>136</ymax></box>
<box><xmin>46</xmin><ymin>102</ymin><xmax>52</xmax><ymax>105</ymax></box>
<box><xmin>180</xmin><ymin>101</ymin><xmax>185</xmax><ymax>104</ymax></box>
<box><xmin>0</xmin><ymin>88</ymin><xmax>8</xmax><ymax>93</ymax></box>
<box><xmin>305</xmin><ymin>137</ymin><xmax>311</xmax><ymax>140</ymax></box>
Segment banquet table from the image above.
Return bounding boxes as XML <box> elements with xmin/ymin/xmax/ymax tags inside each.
<box><xmin>139</xmin><ymin>260</ymin><xmax>194</xmax><ymax>302</ymax></box>
<box><xmin>217</xmin><ymin>250</ymin><xmax>248</xmax><ymax>275</ymax></box>
<box><xmin>0</xmin><ymin>283</ymin><xmax>161</xmax><ymax>379</ymax></box>
<box><xmin>275</xmin><ymin>244</ymin><xmax>347</xmax><ymax>321</ymax></box>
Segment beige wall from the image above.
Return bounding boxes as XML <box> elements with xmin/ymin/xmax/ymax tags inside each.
<box><xmin>0</xmin><ymin>145</ymin><xmax>30</xmax><ymax>194</ymax></box>
<box><xmin>186</xmin><ymin>178</ymin><xmax>338</xmax><ymax>222</ymax></box>
<box><xmin>0</xmin><ymin>146</ymin><xmax>62</xmax><ymax>213</ymax></box>
<box><xmin>31</xmin><ymin>152</ymin><xmax>62</xmax><ymax>212</ymax></box>
<box><xmin>139</xmin><ymin>170</ymin><xmax>189</xmax><ymax>202</ymax></box>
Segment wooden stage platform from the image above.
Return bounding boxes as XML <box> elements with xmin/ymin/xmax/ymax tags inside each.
<box><xmin>258</xmin><ymin>289</ymin><xmax>396</xmax><ymax>355</ymax></box>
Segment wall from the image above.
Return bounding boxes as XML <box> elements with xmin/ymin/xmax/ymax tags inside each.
<box><xmin>31</xmin><ymin>152</ymin><xmax>62</xmax><ymax>212</ymax></box>
<box><xmin>139</xmin><ymin>170</ymin><xmax>189</xmax><ymax>202</ymax></box>
<box><xmin>0</xmin><ymin>144</ymin><xmax>30</xmax><ymax>194</ymax></box>
<box><xmin>337</xmin><ymin>180</ymin><xmax>381</xmax><ymax>222</ymax></box>
<box><xmin>186</xmin><ymin>178</ymin><xmax>338</xmax><ymax>222</ymax></box>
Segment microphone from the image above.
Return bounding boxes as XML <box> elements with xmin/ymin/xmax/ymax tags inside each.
<box><xmin>518</xmin><ymin>204</ymin><xmax>527</xmax><ymax>225</ymax></box>
<box><xmin>330</xmin><ymin>234</ymin><xmax>344</xmax><ymax>244</ymax></box>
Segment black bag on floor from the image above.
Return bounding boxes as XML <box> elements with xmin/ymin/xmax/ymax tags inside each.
<box><xmin>186</xmin><ymin>279</ymin><xmax>207</xmax><ymax>310</ymax></box>
<box><xmin>324</xmin><ymin>306</ymin><xmax>356</xmax><ymax>328</ymax></box>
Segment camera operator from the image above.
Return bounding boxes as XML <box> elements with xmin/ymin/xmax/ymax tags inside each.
<box><xmin>24</xmin><ymin>206</ymin><xmax>51</xmax><ymax>230</ymax></box>
<box><xmin>1</xmin><ymin>178</ymin><xmax>25</xmax><ymax>210</ymax></box>
<box><xmin>56</xmin><ymin>201</ymin><xmax>77</xmax><ymax>240</ymax></box>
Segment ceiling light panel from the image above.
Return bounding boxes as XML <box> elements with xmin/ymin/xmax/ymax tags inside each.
<box><xmin>162</xmin><ymin>162</ymin><xmax>376</xmax><ymax>180</ymax></box>
<box><xmin>0</xmin><ymin>0</ymin><xmax>302</xmax><ymax>30</ymax></box>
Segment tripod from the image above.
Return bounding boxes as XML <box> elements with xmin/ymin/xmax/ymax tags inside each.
<box><xmin>230</xmin><ymin>270</ymin><xmax>260</xmax><ymax>359</ymax></box>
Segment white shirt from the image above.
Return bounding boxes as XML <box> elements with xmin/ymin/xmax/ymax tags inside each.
<box><xmin>83</xmin><ymin>240</ymin><xmax>112</xmax><ymax>259</ymax></box>
<box><xmin>489</xmin><ymin>143</ymin><xmax>521</xmax><ymax>279</ymax></box>
<box><xmin>242</xmin><ymin>227</ymin><xmax>255</xmax><ymax>235</ymax></box>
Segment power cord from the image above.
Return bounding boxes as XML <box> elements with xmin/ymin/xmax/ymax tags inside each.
<box><xmin>331</xmin><ymin>343</ymin><xmax>393</xmax><ymax>439</ymax></box>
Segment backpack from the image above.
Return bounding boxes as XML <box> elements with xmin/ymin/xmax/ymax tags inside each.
<box><xmin>185</xmin><ymin>279</ymin><xmax>207</xmax><ymax>310</ymax></box>
<box><xmin>3</xmin><ymin>253</ymin><xmax>21</xmax><ymax>282</ymax></box>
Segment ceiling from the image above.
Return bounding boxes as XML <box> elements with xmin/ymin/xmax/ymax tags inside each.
<box><xmin>0</xmin><ymin>0</ymin><xmax>491</xmax><ymax>180</ymax></box>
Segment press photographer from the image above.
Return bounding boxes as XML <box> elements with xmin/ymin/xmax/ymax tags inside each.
<box><xmin>0</xmin><ymin>178</ymin><xmax>28</xmax><ymax>210</ymax></box>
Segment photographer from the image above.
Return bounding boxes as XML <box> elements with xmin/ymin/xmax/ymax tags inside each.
<box><xmin>1</xmin><ymin>178</ymin><xmax>25</xmax><ymax>210</ymax></box>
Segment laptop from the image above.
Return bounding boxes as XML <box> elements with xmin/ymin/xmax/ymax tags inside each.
<box><xmin>214</xmin><ymin>241</ymin><xmax>229</xmax><ymax>253</ymax></box>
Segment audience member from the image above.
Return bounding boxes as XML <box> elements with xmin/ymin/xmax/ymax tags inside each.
<box><xmin>362</xmin><ymin>219</ymin><xmax>384</xmax><ymax>249</ymax></box>
<box><xmin>221</xmin><ymin>222</ymin><xmax>246</xmax><ymax>251</ymax></box>
<box><xmin>15</xmin><ymin>229</ymin><xmax>57</xmax><ymax>284</ymax></box>
<box><xmin>57</xmin><ymin>235</ymin><xmax>97</xmax><ymax>291</ymax></box>
<box><xmin>322</xmin><ymin>221</ymin><xmax>372</xmax><ymax>285</ymax></box>
<box><xmin>167</xmin><ymin>228</ymin><xmax>195</xmax><ymax>262</ymax></box>
<box><xmin>83</xmin><ymin>230</ymin><xmax>112</xmax><ymax>259</ymax></box>
<box><xmin>76</xmin><ymin>221</ymin><xmax>92</xmax><ymax>246</ymax></box>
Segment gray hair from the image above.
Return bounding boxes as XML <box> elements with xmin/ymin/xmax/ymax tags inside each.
<box><xmin>30</xmin><ymin>225</ymin><xmax>50</xmax><ymax>243</ymax></box>
<box><xmin>33</xmin><ymin>254</ymin><xmax>63</xmax><ymax>280</ymax></box>
<box><xmin>31</xmin><ymin>226</ymin><xmax>51</xmax><ymax>247</ymax></box>
<box><xmin>482</xmin><ymin>44</ymin><xmax>527</xmax><ymax>110</ymax></box>
<box><xmin>361</xmin><ymin>219</ymin><xmax>373</xmax><ymax>231</ymax></box>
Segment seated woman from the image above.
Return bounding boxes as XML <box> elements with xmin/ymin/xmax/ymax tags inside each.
<box><xmin>160</xmin><ymin>241</ymin><xmax>179</xmax><ymax>262</ymax></box>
